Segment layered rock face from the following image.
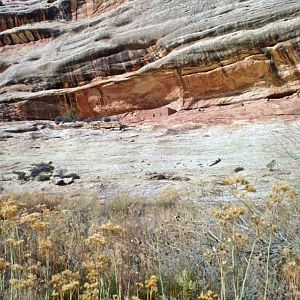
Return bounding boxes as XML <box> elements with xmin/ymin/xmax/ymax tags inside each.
<box><xmin>0</xmin><ymin>0</ymin><xmax>299</xmax><ymax>121</ymax></box>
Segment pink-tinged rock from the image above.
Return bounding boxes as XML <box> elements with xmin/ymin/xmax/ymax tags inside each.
<box><xmin>0</xmin><ymin>0</ymin><xmax>299</xmax><ymax>121</ymax></box>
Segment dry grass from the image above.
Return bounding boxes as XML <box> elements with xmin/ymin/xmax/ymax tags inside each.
<box><xmin>0</xmin><ymin>177</ymin><xmax>299</xmax><ymax>299</ymax></box>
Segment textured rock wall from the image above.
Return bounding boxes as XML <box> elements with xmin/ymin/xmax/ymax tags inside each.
<box><xmin>0</xmin><ymin>0</ymin><xmax>299</xmax><ymax>120</ymax></box>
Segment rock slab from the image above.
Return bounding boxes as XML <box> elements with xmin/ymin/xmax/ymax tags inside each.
<box><xmin>0</xmin><ymin>0</ymin><xmax>299</xmax><ymax>121</ymax></box>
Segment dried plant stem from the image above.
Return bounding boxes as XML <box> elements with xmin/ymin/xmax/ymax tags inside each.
<box><xmin>264</xmin><ymin>210</ymin><xmax>275</xmax><ymax>300</ymax></box>
<box><xmin>264</xmin><ymin>233</ymin><xmax>272</xmax><ymax>300</ymax></box>
<box><xmin>231</xmin><ymin>243</ymin><xmax>238</xmax><ymax>300</ymax></box>
<box><xmin>220</xmin><ymin>258</ymin><xmax>226</xmax><ymax>300</ymax></box>
<box><xmin>114</xmin><ymin>249</ymin><xmax>121</xmax><ymax>300</ymax></box>
<box><xmin>157</xmin><ymin>241</ymin><xmax>166</xmax><ymax>300</ymax></box>
<box><xmin>239</xmin><ymin>238</ymin><xmax>257</xmax><ymax>300</ymax></box>
<box><xmin>45</xmin><ymin>255</ymin><xmax>50</xmax><ymax>300</ymax></box>
<box><xmin>9</xmin><ymin>244</ymin><xmax>14</xmax><ymax>300</ymax></box>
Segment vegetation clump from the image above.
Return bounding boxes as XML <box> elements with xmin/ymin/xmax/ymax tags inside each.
<box><xmin>54</xmin><ymin>110</ymin><xmax>77</xmax><ymax>125</ymax></box>
<box><xmin>0</xmin><ymin>178</ymin><xmax>299</xmax><ymax>299</ymax></box>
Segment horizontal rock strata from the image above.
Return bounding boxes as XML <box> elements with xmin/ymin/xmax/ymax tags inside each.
<box><xmin>0</xmin><ymin>0</ymin><xmax>299</xmax><ymax>121</ymax></box>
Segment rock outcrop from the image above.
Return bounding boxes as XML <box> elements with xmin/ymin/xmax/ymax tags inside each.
<box><xmin>1</xmin><ymin>118</ymin><xmax>300</xmax><ymax>199</ymax></box>
<box><xmin>0</xmin><ymin>0</ymin><xmax>299</xmax><ymax>121</ymax></box>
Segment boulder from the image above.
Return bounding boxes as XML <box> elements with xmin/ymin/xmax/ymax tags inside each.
<box><xmin>52</xmin><ymin>177</ymin><xmax>74</xmax><ymax>185</ymax></box>
<box><xmin>52</xmin><ymin>177</ymin><xmax>66</xmax><ymax>186</ymax></box>
<box><xmin>4</xmin><ymin>124</ymin><xmax>38</xmax><ymax>133</ymax></box>
<box><xmin>63</xmin><ymin>172</ymin><xmax>80</xmax><ymax>180</ymax></box>
<box><xmin>63</xmin><ymin>177</ymin><xmax>74</xmax><ymax>185</ymax></box>
<box><xmin>52</xmin><ymin>169</ymin><xmax>79</xmax><ymax>180</ymax></box>
<box><xmin>30</xmin><ymin>162</ymin><xmax>54</xmax><ymax>178</ymax></box>
<box><xmin>35</xmin><ymin>173</ymin><xmax>52</xmax><ymax>182</ymax></box>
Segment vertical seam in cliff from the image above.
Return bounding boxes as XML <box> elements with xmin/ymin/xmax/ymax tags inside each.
<box><xmin>175</xmin><ymin>68</ymin><xmax>187</xmax><ymax>102</ymax></box>
<box><xmin>98</xmin><ymin>86</ymin><xmax>105</xmax><ymax>106</ymax></box>
<box><xmin>261</xmin><ymin>47</ymin><xmax>285</xmax><ymax>85</ymax></box>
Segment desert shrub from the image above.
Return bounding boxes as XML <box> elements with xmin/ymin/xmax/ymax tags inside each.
<box><xmin>103</xmin><ymin>117</ymin><xmax>111</xmax><ymax>123</ymax></box>
<box><xmin>83</xmin><ymin>117</ymin><xmax>102</xmax><ymax>123</ymax></box>
<box><xmin>54</xmin><ymin>115</ymin><xmax>75</xmax><ymax>125</ymax></box>
<box><xmin>54</xmin><ymin>116</ymin><xmax>62</xmax><ymax>125</ymax></box>
<box><xmin>54</xmin><ymin>110</ymin><xmax>77</xmax><ymax>125</ymax></box>
<box><xmin>0</xmin><ymin>178</ymin><xmax>299</xmax><ymax>299</ymax></box>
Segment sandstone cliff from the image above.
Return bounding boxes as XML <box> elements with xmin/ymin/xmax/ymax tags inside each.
<box><xmin>0</xmin><ymin>0</ymin><xmax>299</xmax><ymax>121</ymax></box>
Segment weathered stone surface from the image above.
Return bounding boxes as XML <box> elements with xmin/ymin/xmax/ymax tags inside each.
<box><xmin>52</xmin><ymin>177</ymin><xmax>66</xmax><ymax>186</ymax></box>
<box><xmin>0</xmin><ymin>0</ymin><xmax>299</xmax><ymax>121</ymax></box>
<box><xmin>120</xmin><ymin>92</ymin><xmax>300</xmax><ymax>125</ymax></box>
<box><xmin>4</xmin><ymin>123</ymin><xmax>38</xmax><ymax>133</ymax></box>
<box><xmin>0</xmin><ymin>117</ymin><xmax>299</xmax><ymax>199</ymax></box>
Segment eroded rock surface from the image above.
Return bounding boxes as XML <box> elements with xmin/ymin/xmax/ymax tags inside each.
<box><xmin>0</xmin><ymin>115</ymin><xmax>299</xmax><ymax>200</ymax></box>
<box><xmin>0</xmin><ymin>0</ymin><xmax>299</xmax><ymax>121</ymax></box>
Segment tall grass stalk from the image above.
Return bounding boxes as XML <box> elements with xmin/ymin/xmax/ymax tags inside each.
<box><xmin>239</xmin><ymin>238</ymin><xmax>257</xmax><ymax>300</ymax></box>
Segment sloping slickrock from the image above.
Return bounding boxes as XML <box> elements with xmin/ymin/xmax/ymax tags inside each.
<box><xmin>0</xmin><ymin>119</ymin><xmax>300</xmax><ymax>199</ymax></box>
<box><xmin>0</xmin><ymin>0</ymin><xmax>299</xmax><ymax>121</ymax></box>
